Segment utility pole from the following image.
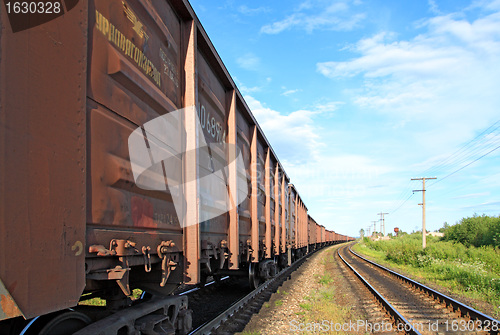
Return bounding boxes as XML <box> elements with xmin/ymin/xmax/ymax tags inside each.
<box><xmin>367</xmin><ymin>226</ymin><xmax>371</xmax><ymax>236</ymax></box>
<box><xmin>411</xmin><ymin>177</ymin><xmax>437</xmax><ymax>249</ymax></box>
<box><xmin>371</xmin><ymin>221</ymin><xmax>378</xmax><ymax>235</ymax></box>
<box><xmin>378</xmin><ymin>212</ymin><xmax>388</xmax><ymax>236</ymax></box>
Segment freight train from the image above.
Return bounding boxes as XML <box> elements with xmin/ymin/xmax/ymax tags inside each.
<box><xmin>0</xmin><ymin>0</ymin><xmax>354</xmax><ymax>334</ymax></box>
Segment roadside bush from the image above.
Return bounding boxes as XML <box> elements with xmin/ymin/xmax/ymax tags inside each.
<box><xmin>442</xmin><ymin>214</ymin><xmax>500</xmax><ymax>247</ymax></box>
<box><xmin>385</xmin><ymin>238</ymin><xmax>422</xmax><ymax>266</ymax></box>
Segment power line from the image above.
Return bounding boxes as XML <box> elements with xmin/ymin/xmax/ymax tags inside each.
<box><xmin>390</xmin><ymin>180</ymin><xmax>414</xmax><ymax>209</ymax></box>
<box><xmin>421</xmin><ymin>119</ymin><xmax>500</xmax><ymax>177</ymax></box>
<box><xmin>428</xmin><ymin>145</ymin><xmax>500</xmax><ymax>188</ymax></box>
<box><xmin>387</xmin><ymin>119</ymin><xmax>500</xmax><ymax>216</ymax></box>
<box><xmin>435</xmin><ymin>133</ymin><xmax>500</xmax><ymax>173</ymax></box>
<box><xmin>390</xmin><ymin>192</ymin><xmax>415</xmax><ymax>214</ymax></box>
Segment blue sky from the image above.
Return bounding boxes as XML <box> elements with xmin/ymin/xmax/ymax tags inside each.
<box><xmin>189</xmin><ymin>0</ymin><xmax>500</xmax><ymax>237</ymax></box>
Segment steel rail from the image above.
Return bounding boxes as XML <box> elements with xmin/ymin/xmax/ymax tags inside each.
<box><xmin>349</xmin><ymin>246</ymin><xmax>500</xmax><ymax>332</ymax></box>
<box><xmin>190</xmin><ymin>244</ymin><xmax>338</xmax><ymax>335</ymax></box>
<box><xmin>338</xmin><ymin>246</ymin><xmax>422</xmax><ymax>335</ymax></box>
<box><xmin>178</xmin><ymin>276</ymin><xmax>231</xmax><ymax>296</ymax></box>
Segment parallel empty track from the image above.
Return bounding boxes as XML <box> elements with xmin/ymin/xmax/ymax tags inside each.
<box><xmin>338</xmin><ymin>243</ymin><xmax>499</xmax><ymax>335</ymax></box>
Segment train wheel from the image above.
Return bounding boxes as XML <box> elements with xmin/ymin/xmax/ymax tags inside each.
<box><xmin>248</xmin><ymin>262</ymin><xmax>260</xmax><ymax>290</ymax></box>
<box><xmin>38</xmin><ymin>311</ymin><xmax>91</xmax><ymax>335</ymax></box>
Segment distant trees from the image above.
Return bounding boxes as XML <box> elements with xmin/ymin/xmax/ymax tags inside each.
<box><xmin>442</xmin><ymin>214</ymin><xmax>500</xmax><ymax>247</ymax></box>
<box><xmin>438</xmin><ymin>222</ymin><xmax>449</xmax><ymax>233</ymax></box>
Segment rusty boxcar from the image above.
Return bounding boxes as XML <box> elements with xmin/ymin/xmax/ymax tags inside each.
<box><xmin>0</xmin><ymin>0</ymin><xmax>351</xmax><ymax>333</ymax></box>
<box><xmin>307</xmin><ymin>215</ymin><xmax>317</xmax><ymax>252</ymax></box>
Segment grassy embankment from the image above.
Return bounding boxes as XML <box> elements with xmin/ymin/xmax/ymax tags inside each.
<box><xmin>353</xmin><ymin>229</ymin><xmax>500</xmax><ymax>318</ymax></box>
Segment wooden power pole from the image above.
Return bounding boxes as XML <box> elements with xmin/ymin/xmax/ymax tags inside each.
<box><xmin>411</xmin><ymin>177</ymin><xmax>436</xmax><ymax>249</ymax></box>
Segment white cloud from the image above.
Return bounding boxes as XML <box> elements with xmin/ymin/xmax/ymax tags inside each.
<box><xmin>244</xmin><ymin>95</ymin><xmax>394</xmax><ymax>229</ymax></box>
<box><xmin>260</xmin><ymin>0</ymin><xmax>365</xmax><ymax>34</ymax></box>
<box><xmin>313</xmin><ymin>101</ymin><xmax>341</xmax><ymax>113</ymax></box>
<box><xmin>286</xmin><ymin>155</ymin><xmax>390</xmax><ymax>197</ymax></box>
<box><xmin>312</xmin><ymin>1</ymin><xmax>500</xmax><ymax>231</ymax></box>
<box><xmin>239</xmin><ymin>85</ymin><xmax>261</xmax><ymax>94</ymax></box>
<box><xmin>233</xmin><ymin>76</ymin><xmax>262</xmax><ymax>94</ymax></box>
<box><xmin>428</xmin><ymin>0</ymin><xmax>440</xmax><ymax>14</ymax></box>
<box><xmin>237</xmin><ymin>5</ymin><xmax>271</xmax><ymax>15</ymax></box>
<box><xmin>470</xmin><ymin>0</ymin><xmax>500</xmax><ymax>11</ymax></box>
<box><xmin>236</xmin><ymin>53</ymin><xmax>261</xmax><ymax>71</ymax></box>
<box><xmin>261</xmin><ymin>15</ymin><xmax>301</xmax><ymax>34</ymax></box>
<box><xmin>245</xmin><ymin>95</ymin><xmax>321</xmax><ymax>164</ymax></box>
<box><xmin>460</xmin><ymin>201</ymin><xmax>500</xmax><ymax>211</ymax></box>
<box><xmin>317</xmin><ymin>31</ymin><xmax>468</xmax><ymax>80</ymax></box>
<box><xmin>281</xmin><ymin>88</ymin><xmax>301</xmax><ymax>96</ymax></box>
<box><xmin>317</xmin><ymin>6</ymin><xmax>500</xmax><ymax>155</ymax></box>
<box><xmin>452</xmin><ymin>192</ymin><xmax>490</xmax><ymax>199</ymax></box>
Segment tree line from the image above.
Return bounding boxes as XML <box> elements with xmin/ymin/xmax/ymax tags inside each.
<box><xmin>441</xmin><ymin>214</ymin><xmax>500</xmax><ymax>248</ymax></box>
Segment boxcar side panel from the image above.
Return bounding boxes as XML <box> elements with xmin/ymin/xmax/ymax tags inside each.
<box><xmin>0</xmin><ymin>0</ymin><xmax>88</xmax><ymax>319</ymax></box>
<box><xmin>86</xmin><ymin>0</ymin><xmax>185</xmax><ymax>293</ymax></box>
<box><xmin>236</xmin><ymin>107</ymin><xmax>252</xmax><ymax>263</ymax></box>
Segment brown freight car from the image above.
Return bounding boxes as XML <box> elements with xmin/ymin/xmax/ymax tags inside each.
<box><xmin>307</xmin><ymin>215</ymin><xmax>318</xmax><ymax>252</ymax></box>
<box><xmin>0</xmin><ymin>0</ymin><xmax>352</xmax><ymax>333</ymax></box>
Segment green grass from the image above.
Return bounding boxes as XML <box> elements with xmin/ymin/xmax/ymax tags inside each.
<box><xmin>354</xmin><ymin>234</ymin><xmax>500</xmax><ymax>318</ymax></box>
<box><xmin>318</xmin><ymin>273</ymin><xmax>334</xmax><ymax>285</ymax></box>
<box><xmin>78</xmin><ymin>289</ymin><xmax>144</xmax><ymax>307</ymax></box>
<box><xmin>299</xmin><ymin>302</ymin><xmax>312</xmax><ymax>311</ymax></box>
<box><xmin>276</xmin><ymin>289</ymin><xmax>288</xmax><ymax>295</ymax></box>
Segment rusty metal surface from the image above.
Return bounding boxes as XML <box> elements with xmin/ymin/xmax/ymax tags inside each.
<box><xmin>183</xmin><ymin>18</ymin><xmax>200</xmax><ymax>285</ymax></box>
<box><xmin>265</xmin><ymin>150</ymin><xmax>272</xmax><ymax>259</ymax></box>
<box><xmin>273</xmin><ymin>163</ymin><xmax>280</xmax><ymax>256</ymax></box>
<box><xmin>236</xmin><ymin>109</ymin><xmax>252</xmax><ymax>247</ymax></box>
<box><xmin>0</xmin><ymin>0</ymin><xmax>353</xmax><ymax>325</ymax></box>
<box><xmin>197</xmin><ymin>51</ymin><xmax>228</xmax><ymax>240</ymax></box>
<box><xmin>87</xmin><ymin>0</ymin><xmax>183</xmax><ymax>229</ymax></box>
<box><xmin>227</xmin><ymin>91</ymin><xmax>239</xmax><ymax>270</ymax></box>
<box><xmin>0</xmin><ymin>279</ymin><xmax>21</xmax><ymax>320</ymax></box>
<box><xmin>0</xmin><ymin>0</ymin><xmax>88</xmax><ymax>319</ymax></box>
<box><xmin>88</xmin><ymin>0</ymin><xmax>181</xmax><ymax>121</ymax></box>
<box><xmin>281</xmin><ymin>175</ymin><xmax>288</xmax><ymax>253</ymax></box>
<box><xmin>86</xmin><ymin>103</ymin><xmax>183</xmax><ymax>232</ymax></box>
<box><xmin>86</xmin><ymin>0</ymin><xmax>187</xmax><ymax>290</ymax></box>
<box><xmin>308</xmin><ymin>216</ymin><xmax>317</xmax><ymax>246</ymax></box>
<box><xmin>250</xmin><ymin>127</ymin><xmax>259</xmax><ymax>262</ymax></box>
<box><xmin>288</xmin><ymin>186</ymin><xmax>297</xmax><ymax>248</ymax></box>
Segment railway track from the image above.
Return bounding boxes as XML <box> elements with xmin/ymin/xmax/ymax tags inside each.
<box><xmin>189</xmin><ymin>248</ymin><xmax>323</xmax><ymax>335</ymax></box>
<box><xmin>338</xmin><ymin>243</ymin><xmax>499</xmax><ymax>335</ymax></box>
<box><xmin>181</xmin><ymin>277</ymin><xmax>252</xmax><ymax>330</ymax></box>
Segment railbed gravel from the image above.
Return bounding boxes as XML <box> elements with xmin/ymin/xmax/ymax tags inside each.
<box><xmin>240</xmin><ymin>243</ymin><xmax>379</xmax><ymax>335</ymax></box>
